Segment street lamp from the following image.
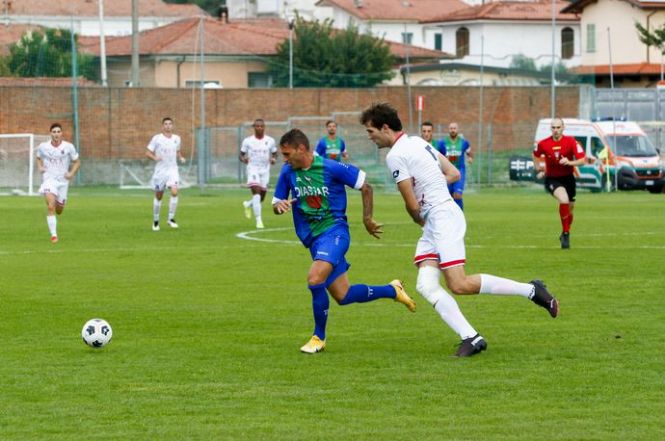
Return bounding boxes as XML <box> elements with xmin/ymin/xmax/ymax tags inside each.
<box><xmin>288</xmin><ymin>17</ymin><xmax>295</xmax><ymax>89</ymax></box>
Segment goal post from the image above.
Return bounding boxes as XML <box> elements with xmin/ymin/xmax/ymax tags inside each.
<box><xmin>0</xmin><ymin>133</ymin><xmax>49</xmax><ymax>196</ymax></box>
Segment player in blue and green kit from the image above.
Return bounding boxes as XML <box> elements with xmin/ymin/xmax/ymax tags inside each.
<box><xmin>315</xmin><ymin>120</ymin><xmax>348</xmax><ymax>161</ymax></box>
<box><xmin>436</xmin><ymin>122</ymin><xmax>473</xmax><ymax>210</ymax></box>
<box><xmin>273</xmin><ymin>128</ymin><xmax>416</xmax><ymax>354</ymax></box>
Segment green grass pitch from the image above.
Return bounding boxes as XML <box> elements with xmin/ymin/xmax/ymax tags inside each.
<box><xmin>1</xmin><ymin>187</ymin><xmax>664</xmax><ymax>440</ymax></box>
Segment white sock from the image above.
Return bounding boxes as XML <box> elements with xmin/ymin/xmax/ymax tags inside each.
<box><xmin>153</xmin><ymin>198</ymin><xmax>162</xmax><ymax>222</ymax></box>
<box><xmin>252</xmin><ymin>194</ymin><xmax>261</xmax><ymax>218</ymax></box>
<box><xmin>168</xmin><ymin>196</ymin><xmax>178</xmax><ymax>220</ymax></box>
<box><xmin>47</xmin><ymin>215</ymin><xmax>57</xmax><ymax>236</ymax></box>
<box><xmin>417</xmin><ymin>266</ymin><xmax>477</xmax><ymax>339</ymax></box>
<box><xmin>479</xmin><ymin>274</ymin><xmax>534</xmax><ymax>298</ymax></box>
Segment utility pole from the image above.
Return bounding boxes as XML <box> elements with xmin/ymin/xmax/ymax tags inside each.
<box><xmin>130</xmin><ymin>0</ymin><xmax>140</xmax><ymax>87</ymax></box>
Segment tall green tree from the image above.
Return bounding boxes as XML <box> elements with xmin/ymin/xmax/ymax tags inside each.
<box><xmin>268</xmin><ymin>17</ymin><xmax>395</xmax><ymax>88</ymax></box>
<box><xmin>7</xmin><ymin>28</ymin><xmax>97</xmax><ymax>80</ymax></box>
<box><xmin>509</xmin><ymin>54</ymin><xmax>537</xmax><ymax>71</ymax></box>
<box><xmin>635</xmin><ymin>22</ymin><xmax>665</xmax><ymax>55</ymax></box>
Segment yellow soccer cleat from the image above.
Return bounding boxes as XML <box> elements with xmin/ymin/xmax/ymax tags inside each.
<box><xmin>390</xmin><ymin>279</ymin><xmax>416</xmax><ymax>312</ymax></box>
<box><xmin>300</xmin><ymin>335</ymin><xmax>326</xmax><ymax>354</ymax></box>
<box><xmin>243</xmin><ymin>202</ymin><xmax>252</xmax><ymax>219</ymax></box>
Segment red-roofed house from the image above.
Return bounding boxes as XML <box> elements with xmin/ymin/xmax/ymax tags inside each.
<box><xmin>76</xmin><ymin>16</ymin><xmax>444</xmax><ymax>88</ymax></box>
<box><xmin>317</xmin><ymin>0</ymin><xmax>469</xmax><ymax>49</ymax></box>
<box><xmin>0</xmin><ymin>0</ymin><xmax>205</xmax><ymax>36</ymax></box>
<box><xmin>423</xmin><ymin>1</ymin><xmax>580</xmax><ymax>69</ymax></box>
<box><xmin>562</xmin><ymin>0</ymin><xmax>665</xmax><ymax>86</ymax></box>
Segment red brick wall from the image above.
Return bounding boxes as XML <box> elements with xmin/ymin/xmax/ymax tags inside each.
<box><xmin>0</xmin><ymin>86</ymin><xmax>580</xmax><ymax>158</ymax></box>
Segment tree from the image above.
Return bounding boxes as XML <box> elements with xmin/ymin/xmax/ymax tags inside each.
<box><xmin>7</xmin><ymin>28</ymin><xmax>97</xmax><ymax>80</ymax></box>
<box><xmin>538</xmin><ymin>61</ymin><xmax>571</xmax><ymax>76</ymax></box>
<box><xmin>267</xmin><ymin>17</ymin><xmax>395</xmax><ymax>88</ymax></box>
<box><xmin>509</xmin><ymin>54</ymin><xmax>537</xmax><ymax>71</ymax></box>
<box><xmin>0</xmin><ymin>56</ymin><xmax>11</xmax><ymax>76</ymax></box>
<box><xmin>635</xmin><ymin>22</ymin><xmax>665</xmax><ymax>55</ymax></box>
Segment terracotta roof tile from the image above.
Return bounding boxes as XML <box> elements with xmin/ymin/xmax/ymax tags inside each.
<box><xmin>79</xmin><ymin>17</ymin><xmax>289</xmax><ymax>56</ymax></box>
<box><xmin>563</xmin><ymin>0</ymin><xmax>665</xmax><ymax>13</ymax></box>
<box><xmin>316</xmin><ymin>0</ymin><xmax>468</xmax><ymax>21</ymax></box>
<box><xmin>572</xmin><ymin>63</ymin><xmax>665</xmax><ymax>75</ymax></box>
<box><xmin>2</xmin><ymin>0</ymin><xmax>204</xmax><ymax>17</ymax></box>
<box><xmin>78</xmin><ymin>17</ymin><xmax>449</xmax><ymax>60</ymax></box>
<box><xmin>424</xmin><ymin>0</ymin><xmax>579</xmax><ymax>23</ymax></box>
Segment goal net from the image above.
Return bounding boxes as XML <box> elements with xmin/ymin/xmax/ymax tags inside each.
<box><xmin>0</xmin><ymin>134</ymin><xmax>50</xmax><ymax>196</ymax></box>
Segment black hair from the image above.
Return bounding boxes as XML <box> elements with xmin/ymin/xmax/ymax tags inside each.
<box><xmin>359</xmin><ymin>102</ymin><xmax>403</xmax><ymax>131</ymax></box>
<box><xmin>279</xmin><ymin>128</ymin><xmax>310</xmax><ymax>150</ymax></box>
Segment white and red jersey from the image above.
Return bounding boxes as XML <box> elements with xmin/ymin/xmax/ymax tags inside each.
<box><xmin>241</xmin><ymin>135</ymin><xmax>276</xmax><ymax>169</ymax></box>
<box><xmin>36</xmin><ymin>140</ymin><xmax>79</xmax><ymax>182</ymax></box>
<box><xmin>147</xmin><ymin>133</ymin><xmax>181</xmax><ymax>174</ymax></box>
<box><xmin>386</xmin><ymin>133</ymin><xmax>453</xmax><ymax>218</ymax></box>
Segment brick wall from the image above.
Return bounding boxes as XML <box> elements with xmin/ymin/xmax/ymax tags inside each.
<box><xmin>0</xmin><ymin>86</ymin><xmax>580</xmax><ymax>159</ymax></box>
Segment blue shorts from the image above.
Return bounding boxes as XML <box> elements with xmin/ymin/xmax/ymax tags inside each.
<box><xmin>309</xmin><ymin>225</ymin><xmax>351</xmax><ymax>288</ymax></box>
<box><xmin>448</xmin><ymin>170</ymin><xmax>466</xmax><ymax>196</ymax></box>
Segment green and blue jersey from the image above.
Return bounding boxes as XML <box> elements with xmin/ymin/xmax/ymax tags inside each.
<box><xmin>273</xmin><ymin>155</ymin><xmax>365</xmax><ymax>248</ymax></box>
<box><xmin>315</xmin><ymin>136</ymin><xmax>346</xmax><ymax>161</ymax></box>
<box><xmin>437</xmin><ymin>135</ymin><xmax>470</xmax><ymax>172</ymax></box>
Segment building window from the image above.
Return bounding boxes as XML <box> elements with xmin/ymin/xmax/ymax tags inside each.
<box><xmin>586</xmin><ymin>23</ymin><xmax>596</xmax><ymax>53</ymax></box>
<box><xmin>434</xmin><ymin>33</ymin><xmax>442</xmax><ymax>51</ymax></box>
<box><xmin>402</xmin><ymin>32</ymin><xmax>413</xmax><ymax>45</ymax></box>
<box><xmin>248</xmin><ymin>72</ymin><xmax>273</xmax><ymax>88</ymax></box>
<box><xmin>185</xmin><ymin>80</ymin><xmax>221</xmax><ymax>88</ymax></box>
<box><xmin>456</xmin><ymin>27</ymin><xmax>469</xmax><ymax>58</ymax></box>
<box><xmin>561</xmin><ymin>27</ymin><xmax>574</xmax><ymax>60</ymax></box>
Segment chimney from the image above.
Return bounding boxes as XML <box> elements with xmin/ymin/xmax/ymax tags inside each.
<box><xmin>219</xmin><ymin>5</ymin><xmax>229</xmax><ymax>23</ymax></box>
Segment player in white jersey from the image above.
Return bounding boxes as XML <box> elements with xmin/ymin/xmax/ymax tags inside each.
<box><xmin>361</xmin><ymin>102</ymin><xmax>559</xmax><ymax>357</ymax></box>
<box><xmin>239</xmin><ymin>118</ymin><xmax>277</xmax><ymax>229</ymax></box>
<box><xmin>146</xmin><ymin>117</ymin><xmax>186</xmax><ymax>231</ymax></box>
<box><xmin>36</xmin><ymin>123</ymin><xmax>81</xmax><ymax>243</ymax></box>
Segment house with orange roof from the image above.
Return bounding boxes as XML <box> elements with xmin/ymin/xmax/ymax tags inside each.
<box><xmin>316</xmin><ymin>0</ymin><xmax>469</xmax><ymax>49</ymax></box>
<box><xmin>562</xmin><ymin>0</ymin><xmax>665</xmax><ymax>86</ymax></box>
<box><xmin>0</xmin><ymin>0</ymin><xmax>205</xmax><ymax>36</ymax></box>
<box><xmin>317</xmin><ymin>0</ymin><xmax>581</xmax><ymax>79</ymax></box>
<box><xmin>423</xmin><ymin>0</ymin><xmax>580</xmax><ymax>69</ymax></box>
<box><xmin>75</xmin><ymin>16</ymin><xmax>445</xmax><ymax>88</ymax></box>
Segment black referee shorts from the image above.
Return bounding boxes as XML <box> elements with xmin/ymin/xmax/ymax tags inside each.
<box><xmin>544</xmin><ymin>174</ymin><xmax>576</xmax><ymax>202</ymax></box>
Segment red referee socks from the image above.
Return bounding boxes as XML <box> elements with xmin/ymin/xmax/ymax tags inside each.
<box><xmin>559</xmin><ymin>203</ymin><xmax>571</xmax><ymax>233</ymax></box>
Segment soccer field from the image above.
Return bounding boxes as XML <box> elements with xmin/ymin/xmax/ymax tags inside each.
<box><xmin>1</xmin><ymin>187</ymin><xmax>664</xmax><ymax>440</ymax></box>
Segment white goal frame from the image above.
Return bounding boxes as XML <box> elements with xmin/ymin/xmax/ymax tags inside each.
<box><xmin>0</xmin><ymin>133</ymin><xmax>39</xmax><ymax>196</ymax></box>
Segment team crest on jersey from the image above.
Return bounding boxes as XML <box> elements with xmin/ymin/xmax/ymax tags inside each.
<box><xmin>306</xmin><ymin>195</ymin><xmax>323</xmax><ymax>208</ymax></box>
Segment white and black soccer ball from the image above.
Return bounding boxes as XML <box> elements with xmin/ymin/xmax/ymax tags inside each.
<box><xmin>81</xmin><ymin>318</ymin><xmax>113</xmax><ymax>348</ymax></box>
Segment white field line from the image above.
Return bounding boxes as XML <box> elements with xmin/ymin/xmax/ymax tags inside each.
<box><xmin>1</xmin><ymin>228</ymin><xmax>664</xmax><ymax>256</ymax></box>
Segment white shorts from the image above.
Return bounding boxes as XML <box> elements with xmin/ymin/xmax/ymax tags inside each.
<box><xmin>246</xmin><ymin>167</ymin><xmax>270</xmax><ymax>190</ymax></box>
<box><xmin>39</xmin><ymin>179</ymin><xmax>70</xmax><ymax>204</ymax></box>
<box><xmin>414</xmin><ymin>201</ymin><xmax>467</xmax><ymax>269</ymax></box>
<box><xmin>151</xmin><ymin>169</ymin><xmax>180</xmax><ymax>192</ymax></box>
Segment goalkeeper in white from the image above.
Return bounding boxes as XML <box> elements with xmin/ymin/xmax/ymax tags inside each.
<box><xmin>36</xmin><ymin>123</ymin><xmax>81</xmax><ymax>243</ymax></box>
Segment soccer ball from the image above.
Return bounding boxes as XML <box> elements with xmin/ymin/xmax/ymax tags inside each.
<box><xmin>81</xmin><ymin>318</ymin><xmax>113</xmax><ymax>348</ymax></box>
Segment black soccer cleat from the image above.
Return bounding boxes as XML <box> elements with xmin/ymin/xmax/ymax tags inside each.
<box><xmin>454</xmin><ymin>334</ymin><xmax>487</xmax><ymax>357</ymax></box>
<box><xmin>559</xmin><ymin>232</ymin><xmax>570</xmax><ymax>249</ymax></box>
<box><xmin>530</xmin><ymin>279</ymin><xmax>559</xmax><ymax>318</ymax></box>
